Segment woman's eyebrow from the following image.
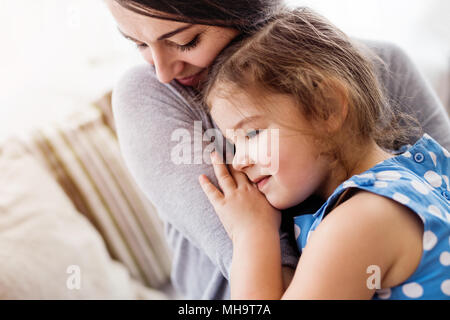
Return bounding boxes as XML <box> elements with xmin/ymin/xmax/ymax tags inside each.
<box><xmin>157</xmin><ymin>25</ymin><xmax>193</xmax><ymax>40</ymax></box>
<box><xmin>117</xmin><ymin>25</ymin><xmax>193</xmax><ymax>43</ymax></box>
<box><xmin>117</xmin><ymin>28</ymin><xmax>140</xmax><ymax>42</ymax></box>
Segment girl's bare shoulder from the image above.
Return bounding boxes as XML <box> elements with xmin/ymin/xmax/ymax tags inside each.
<box><xmin>321</xmin><ymin>190</ymin><xmax>423</xmax><ymax>287</ymax></box>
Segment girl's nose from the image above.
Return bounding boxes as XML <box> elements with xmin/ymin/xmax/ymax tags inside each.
<box><xmin>232</xmin><ymin>146</ymin><xmax>252</xmax><ymax>171</ymax></box>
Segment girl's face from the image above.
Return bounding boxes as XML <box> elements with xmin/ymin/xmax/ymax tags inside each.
<box><xmin>105</xmin><ymin>1</ymin><xmax>240</xmax><ymax>86</ymax></box>
<box><xmin>210</xmin><ymin>88</ymin><xmax>332</xmax><ymax>210</ymax></box>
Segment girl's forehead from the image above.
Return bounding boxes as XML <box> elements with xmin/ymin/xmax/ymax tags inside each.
<box><xmin>209</xmin><ymin>88</ymin><xmax>308</xmax><ymax>135</ymax></box>
<box><xmin>210</xmin><ymin>89</ymin><xmax>262</xmax><ymax>121</ymax></box>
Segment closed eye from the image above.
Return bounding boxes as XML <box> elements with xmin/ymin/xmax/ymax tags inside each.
<box><xmin>135</xmin><ymin>42</ymin><xmax>147</xmax><ymax>49</ymax></box>
<box><xmin>134</xmin><ymin>34</ymin><xmax>201</xmax><ymax>52</ymax></box>
<box><xmin>246</xmin><ymin>129</ymin><xmax>261</xmax><ymax>139</ymax></box>
<box><xmin>175</xmin><ymin>33</ymin><xmax>201</xmax><ymax>52</ymax></box>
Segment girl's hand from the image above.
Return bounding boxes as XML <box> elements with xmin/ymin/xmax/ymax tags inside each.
<box><xmin>199</xmin><ymin>151</ymin><xmax>281</xmax><ymax>241</ymax></box>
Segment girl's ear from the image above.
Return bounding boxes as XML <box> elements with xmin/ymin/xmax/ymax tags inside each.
<box><xmin>322</xmin><ymin>81</ymin><xmax>349</xmax><ymax>134</ymax></box>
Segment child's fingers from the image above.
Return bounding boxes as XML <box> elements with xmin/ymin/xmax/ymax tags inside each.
<box><xmin>199</xmin><ymin>174</ymin><xmax>224</xmax><ymax>204</ymax></box>
<box><xmin>211</xmin><ymin>151</ymin><xmax>237</xmax><ymax>192</ymax></box>
<box><xmin>228</xmin><ymin>164</ymin><xmax>251</xmax><ymax>186</ymax></box>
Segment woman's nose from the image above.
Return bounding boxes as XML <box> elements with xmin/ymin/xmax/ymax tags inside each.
<box><xmin>144</xmin><ymin>45</ymin><xmax>183</xmax><ymax>84</ymax></box>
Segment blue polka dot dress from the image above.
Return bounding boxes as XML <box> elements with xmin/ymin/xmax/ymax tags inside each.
<box><xmin>293</xmin><ymin>134</ymin><xmax>450</xmax><ymax>299</ymax></box>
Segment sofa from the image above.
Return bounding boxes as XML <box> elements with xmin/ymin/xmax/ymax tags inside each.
<box><xmin>0</xmin><ymin>92</ymin><xmax>174</xmax><ymax>299</ymax></box>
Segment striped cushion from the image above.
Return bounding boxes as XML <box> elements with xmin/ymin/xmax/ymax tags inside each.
<box><xmin>20</xmin><ymin>102</ymin><xmax>172</xmax><ymax>289</ymax></box>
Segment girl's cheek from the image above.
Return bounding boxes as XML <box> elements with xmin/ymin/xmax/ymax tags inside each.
<box><xmin>255</xmin><ymin>130</ymin><xmax>280</xmax><ymax>174</ymax></box>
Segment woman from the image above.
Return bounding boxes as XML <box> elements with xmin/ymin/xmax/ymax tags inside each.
<box><xmin>105</xmin><ymin>0</ymin><xmax>450</xmax><ymax>299</ymax></box>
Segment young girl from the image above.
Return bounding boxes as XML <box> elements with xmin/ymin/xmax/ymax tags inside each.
<box><xmin>198</xmin><ymin>8</ymin><xmax>450</xmax><ymax>300</ymax></box>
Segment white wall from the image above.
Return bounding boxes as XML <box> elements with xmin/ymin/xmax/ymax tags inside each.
<box><xmin>1</xmin><ymin>0</ymin><xmax>449</xmax><ymax>142</ymax></box>
<box><xmin>0</xmin><ymin>0</ymin><xmax>142</xmax><ymax>142</ymax></box>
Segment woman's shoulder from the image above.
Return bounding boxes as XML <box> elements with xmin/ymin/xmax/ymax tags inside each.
<box><xmin>111</xmin><ymin>64</ymin><xmax>215</xmax><ymax>134</ymax></box>
<box><xmin>112</xmin><ymin>64</ymin><xmax>204</xmax><ymax>114</ymax></box>
<box><xmin>358</xmin><ymin>39</ymin><xmax>408</xmax><ymax>63</ymax></box>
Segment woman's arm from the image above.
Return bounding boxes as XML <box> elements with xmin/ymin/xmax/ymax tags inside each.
<box><xmin>112</xmin><ymin>65</ymin><xmax>298</xmax><ymax>298</ymax></box>
<box><xmin>366</xmin><ymin>40</ymin><xmax>450</xmax><ymax>149</ymax></box>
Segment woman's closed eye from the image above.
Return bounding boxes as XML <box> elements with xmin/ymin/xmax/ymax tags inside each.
<box><xmin>174</xmin><ymin>33</ymin><xmax>201</xmax><ymax>52</ymax></box>
<box><xmin>135</xmin><ymin>33</ymin><xmax>202</xmax><ymax>52</ymax></box>
<box><xmin>135</xmin><ymin>42</ymin><xmax>148</xmax><ymax>49</ymax></box>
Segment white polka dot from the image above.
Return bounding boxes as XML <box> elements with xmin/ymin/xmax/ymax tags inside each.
<box><xmin>402</xmin><ymin>282</ymin><xmax>424</xmax><ymax>298</ymax></box>
<box><xmin>376</xmin><ymin>288</ymin><xmax>391</xmax><ymax>299</ymax></box>
<box><xmin>357</xmin><ymin>173</ymin><xmax>375</xmax><ymax>179</ymax></box>
<box><xmin>447</xmin><ymin>212</ymin><xmax>450</xmax><ymax>222</ymax></box>
<box><xmin>423</xmin><ymin>231</ymin><xmax>438</xmax><ymax>250</ymax></box>
<box><xmin>393</xmin><ymin>193</ymin><xmax>410</xmax><ymax>205</ymax></box>
<box><xmin>428</xmin><ymin>205</ymin><xmax>442</xmax><ymax>218</ymax></box>
<box><xmin>402</xmin><ymin>151</ymin><xmax>412</xmax><ymax>158</ymax></box>
<box><xmin>424</xmin><ymin>171</ymin><xmax>442</xmax><ymax>188</ymax></box>
<box><xmin>411</xmin><ymin>180</ymin><xmax>430</xmax><ymax>195</ymax></box>
<box><xmin>440</xmin><ymin>252</ymin><xmax>450</xmax><ymax>266</ymax></box>
<box><xmin>294</xmin><ymin>225</ymin><xmax>301</xmax><ymax>240</ymax></box>
<box><xmin>429</xmin><ymin>152</ymin><xmax>437</xmax><ymax>167</ymax></box>
<box><xmin>443</xmin><ymin>147</ymin><xmax>450</xmax><ymax>158</ymax></box>
<box><xmin>375</xmin><ymin>171</ymin><xmax>402</xmax><ymax>181</ymax></box>
<box><xmin>441</xmin><ymin>279</ymin><xmax>450</xmax><ymax>296</ymax></box>
<box><xmin>423</xmin><ymin>133</ymin><xmax>432</xmax><ymax>140</ymax></box>
<box><xmin>374</xmin><ymin>181</ymin><xmax>388</xmax><ymax>188</ymax></box>
<box><xmin>343</xmin><ymin>181</ymin><xmax>357</xmax><ymax>188</ymax></box>
<box><xmin>443</xmin><ymin>175</ymin><xmax>450</xmax><ymax>191</ymax></box>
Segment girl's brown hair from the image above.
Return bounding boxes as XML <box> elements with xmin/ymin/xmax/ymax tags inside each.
<box><xmin>202</xmin><ymin>7</ymin><xmax>420</xmax><ymax>176</ymax></box>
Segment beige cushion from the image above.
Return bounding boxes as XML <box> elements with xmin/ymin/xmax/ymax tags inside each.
<box><xmin>20</xmin><ymin>104</ymin><xmax>172</xmax><ymax>289</ymax></box>
<box><xmin>0</xmin><ymin>139</ymin><xmax>167</xmax><ymax>299</ymax></box>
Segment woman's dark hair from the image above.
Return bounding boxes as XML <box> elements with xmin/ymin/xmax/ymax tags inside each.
<box><xmin>114</xmin><ymin>0</ymin><xmax>286</xmax><ymax>34</ymax></box>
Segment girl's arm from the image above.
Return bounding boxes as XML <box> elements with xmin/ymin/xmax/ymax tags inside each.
<box><xmin>201</xmin><ymin>153</ymin><xmax>422</xmax><ymax>299</ymax></box>
<box><xmin>283</xmin><ymin>191</ymin><xmax>423</xmax><ymax>299</ymax></box>
<box><xmin>231</xmin><ymin>225</ymin><xmax>283</xmax><ymax>299</ymax></box>
<box><xmin>199</xmin><ymin>152</ymin><xmax>284</xmax><ymax>299</ymax></box>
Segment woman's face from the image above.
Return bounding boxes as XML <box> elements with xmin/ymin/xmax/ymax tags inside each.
<box><xmin>105</xmin><ymin>1</ymin><xmax>241</xmax><ymax>86</ymax></box>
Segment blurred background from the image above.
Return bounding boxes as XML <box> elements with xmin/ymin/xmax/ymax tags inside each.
<box><xmin>0</xmin><ymin>0</ymin><xmax>449</xmax><ymax>143</ymax></box>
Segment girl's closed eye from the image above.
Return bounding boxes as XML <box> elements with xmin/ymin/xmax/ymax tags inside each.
<box><xmin>246</xmin><ymin>129</ymin><xmax>262</xmax><ymax>139</ymax></box>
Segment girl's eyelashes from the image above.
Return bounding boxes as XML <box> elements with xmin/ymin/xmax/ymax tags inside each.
<box><xmin>246</xmin><ymin>129</ymin><xmax>261</xmax><ymax>139</ymax></box>
<box><xmin>134</xmin><ymin>33</ymin><xmax>201</xmax><ymax>52</ymax></box>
